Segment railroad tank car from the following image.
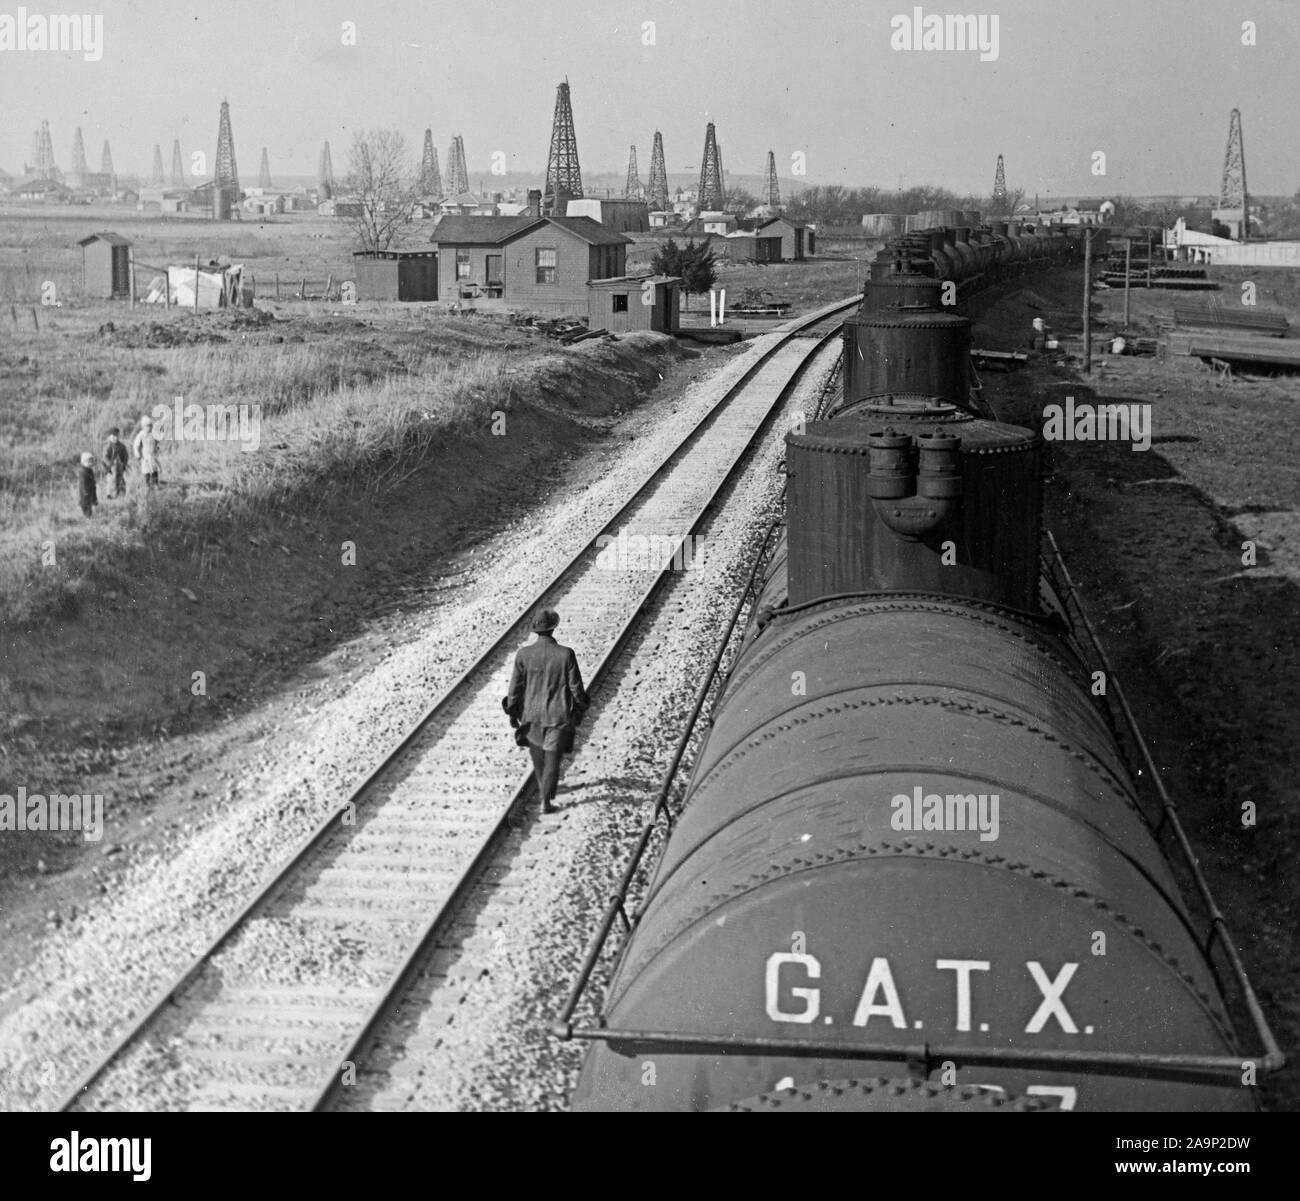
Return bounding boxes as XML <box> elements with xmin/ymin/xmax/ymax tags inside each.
<box><xmin>571</xmin><ymin>229</ymin><xmax>1256</xmax><ymax>1112</ymax></box>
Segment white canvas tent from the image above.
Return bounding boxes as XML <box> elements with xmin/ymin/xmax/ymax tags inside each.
<box><xmin>147</xmin><ymin>263</ymin><xmax>245</xmax><ymax>306</ymax></box>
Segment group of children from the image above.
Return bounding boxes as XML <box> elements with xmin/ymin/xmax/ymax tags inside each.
<box><xmin>77</xmin><ymin>415</ymin><xmax>161</xmax><ymax>518</ymax></box>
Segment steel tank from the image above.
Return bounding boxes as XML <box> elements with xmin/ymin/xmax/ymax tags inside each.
<box><xmin>837</xmin><ymin>283</ymin><xmax>972</xmax><ymax>415</ymax></box>
<box><xmin>573</xmin><ymin>597</ymin><xmax>1251</xmax><ymax>1112</ymax></box>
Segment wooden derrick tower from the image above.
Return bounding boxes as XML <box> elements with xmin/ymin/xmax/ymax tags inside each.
<box><xmin>543</xmin><ymin>79</ymin><xmax>584</xmax><ymax>215</ymax></box>
<box><xmin>698</xmin><ymin>122</ymin><xmax>723</xmax><ymax>211</ymax></box>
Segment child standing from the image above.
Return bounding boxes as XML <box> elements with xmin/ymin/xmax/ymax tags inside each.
<box><xmin>78</xmin><ymin>452</ymin><xmax>98</xmax><ymax>517</ymax></box>
<box><xmin>102</xmin><ymin>427</ymin><xmax>129</xmax><ymax>498</ymax></box>
<box><xmin>132</xmin><ymin>414</ymin><xmax>160</xmax><ymax>487</ymax></box>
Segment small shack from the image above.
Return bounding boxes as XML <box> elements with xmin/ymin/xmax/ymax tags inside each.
<box><xmin>725</xmin><ymin>232</ymin><xmax>782</xmax><ymax>264</ymax></box>
<box><xmin>352</xmin><ymin>250</ymin><xmax>439</xmax><ymax>301</ymax></box>
<box><xmin>587</xmin><ymin>274</ymin><xmax>681</xmax><ymax>333</ymax></box>
<box><xmin>77</xmin><ymin>231</ymin><xmax>132</xmax><ymax>299</ymax></box>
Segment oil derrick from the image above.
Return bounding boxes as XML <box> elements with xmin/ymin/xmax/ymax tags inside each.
<box><xmin>70</xmin><ymin>127</ymin><xmax>88</xmax><ymax>178</ymax></box>
<box><xmin>29</xmin><ymin>129</ymin><xmax>40</xmax><ymax>174</ymax></box>
<box><xmin>318</xmin><ymin>141</ymin><xmax>334</xmax><ymax>200</ymax></box>
<box><xmin>624</xmin><ymin>145</ymin><xmax>643</xmax><ymax>199</ymax></box>
<box><xmin>647</xmin><ymin>130</ymin><xmax>668</xmax><ymax>212</ymax></box>
<box><xmin>765</xmin><ymin>149</ymin><xmax>781</xmax><ymax>208</ymax></box>
<box><xmin>697</xmin><ymin>121</ymin><xmax>723</xmax><ymax>211</ymax></box>
<box><xmin>1215</xmin><ymin>107</ymin><xmax>1248</xmax><ymax>242</ymax></box>
<box><xmin>170</xmin><ymin>139</ymin><xmax>185</xmax><ymax>186</ymax></box>
<box><xmin>258</xmin><ymin>147</ymin><xmax>272</xmax><ymax>190</ymax></box>
<box><xmin>992</xmin><ymin>153</ymin><xmax>1007</xmax><ymax>212</ymax></box>
<box><xmin>543</xmin><ymin>79</ymin><xmax>584</xmax><ymax>215</ymax></box>
<box><xmin>100</xmin><ymin>140</ymin><xmax>113</xmax><ymax>177</ymax></box>
<box><xmin>419</xmin><ymin>129</ymin><xmax>442</xmax><ymax>196</ymax></box>
<box><xmin>214</xmin><ymin>99</ymin><xmax>240</xmax><ymax>195</ymax></box>
<box><xmin>150</xmin><ymin>143</ymin><xmax>165</xmax><ymax>185</ymax></box>
<box><xmin>35</xmin><ymin>119</ymin><xmax>59</xmax><ymax>179</ymax></box>
<box><xmin>445</xmin><ymin>135</ymin><xmax>469</xmax><ymax>196</ymax></box>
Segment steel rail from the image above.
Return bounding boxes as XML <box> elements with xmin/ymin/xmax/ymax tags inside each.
<box><xmin>1043</xmin><ymin>530</ymin><xmax>1285</xmax><ymax>1077</ymax></box>
<box><xmin>55</xmin><ymin>299</ymin><xmax>855</xmax><ymax>1113</ymax></box>
<box><xmin>310</xmin><ymin>323</ymin><xmax>845</xmax><ymax>1111</ymax></box>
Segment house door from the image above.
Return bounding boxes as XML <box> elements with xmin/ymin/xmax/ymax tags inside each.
<box><xmin>485</xmin><ymin>254</ymin><xmax>503</xmax><ymax>297</ymax></box>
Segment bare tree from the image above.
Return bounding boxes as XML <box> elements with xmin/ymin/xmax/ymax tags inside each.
<box><xmin>344</xmin><ymin>129</ymin><xmax>419</xmax><ymax>253</ymax></box>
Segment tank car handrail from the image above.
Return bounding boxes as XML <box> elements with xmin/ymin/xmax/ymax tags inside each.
<box><xmin>1043</xmin><ymin>529</ymin><xmax>1286</xmax><ymax>1077</ymax></box>
<box><xmin>552</xmin><ymin>515</ymin><xmax>786</xmax><ymax>1040</ymax></box>
<box><xmin>560</xmin><ymin>1025</ymin><xmax>1262</xmax><ymax>1087</ymax></box>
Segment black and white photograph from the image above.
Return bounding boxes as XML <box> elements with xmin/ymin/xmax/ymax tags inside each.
<box><xmin>0</xmin><ymin>0</ymin><xmax>1296</xmax><ymax>1166</ymax></box>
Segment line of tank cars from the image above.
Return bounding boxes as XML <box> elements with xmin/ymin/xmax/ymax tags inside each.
<box><xmin>570</xmin><ymin>219</ymin><xmax>1268</xmax><ymax>1112</ymax></box>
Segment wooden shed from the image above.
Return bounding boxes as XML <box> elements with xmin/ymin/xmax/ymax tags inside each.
<box><xmin>587</xmin><ymin>275</ymin><xmax>681</xmax><ymax>333</ymax></box>
<box><xmin>77</xmin><ymin>231</ymin><xmax>132</xmax><ymax>299</ymax></box>
<box><xmin>725</xmin><ymin>233</ymin><xmax>782</xmax><ymax>264</ymax></box>
<box><xmin>352</xmin><ymin>250</ymin><xmax>439</xmax><ymax>301</ymax></box>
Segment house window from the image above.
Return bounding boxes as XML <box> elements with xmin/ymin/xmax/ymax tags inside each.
<box><xmin>536</xmin><ymin>247</ymin><xmax>557</xmax><ymax>284</ymax></box>
<box><xmin>456</xmin><ymin>250</ymin><xmax>471</xmax><ymax>281</ymax></box>
<box><xmin>612</xmin><ymin>293</ymin><xmax>629</xmax><ymax>313</ymax></box>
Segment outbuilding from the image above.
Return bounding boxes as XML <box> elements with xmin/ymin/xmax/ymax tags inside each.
<box><xmin>352</xmin><ymin>250</ymin><xmax>439</xmax><ymax>301</ymax></box>
<box><xmin>725</xmin><ymin>232</ymin><xmax>782</xmax><ymax>263</ymax></box>
<box><xmin>587</xmin><ymin>274</ymin><xmax>681</xmax><ymax>333</ymax></box>
<box><xmin>756</xmin><ymin>216</ymin><xmax>812</xmax><ymax>261</ymax></box>
<box><xmin>77</xmin><ymin>230</ymin><xmax>133</xmax><ymax>299</ymax></box>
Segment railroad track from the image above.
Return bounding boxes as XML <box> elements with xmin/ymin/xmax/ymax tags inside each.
<box><xmin>57</xmin><ymin>298</ymin><xmax>858</xmax><ymax>1113</ymax></box>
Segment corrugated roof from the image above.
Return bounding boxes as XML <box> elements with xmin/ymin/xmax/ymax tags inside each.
<box><xmin>77</xmin><ymin>230</ymin><xmax>132</xmax><ymax>247</ymax></box>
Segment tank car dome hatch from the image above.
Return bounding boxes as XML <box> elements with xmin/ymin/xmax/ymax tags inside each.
<box><xmin>784</xmin><ymin>412</ymin><xmax>1041</xmax><ymax>610</ymax></box>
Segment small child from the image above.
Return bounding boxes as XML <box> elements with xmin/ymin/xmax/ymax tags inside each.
<box><xmin>78</xmin><ymin>452</ymin><xmax>98</xmax><ymax>517</ymax></box>
<box><xmin>132</xmin><ymin>414</ymin><xmax>160</xmax><ymax>487</ymax></box>
<box><xmin>102</xmin><ymin>427</ymin><xmax>129</xmax><ymax>498</ymax></box>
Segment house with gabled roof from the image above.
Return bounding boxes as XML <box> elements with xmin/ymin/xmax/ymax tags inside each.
<box><xmin>431</xmin><ymin>214</ymin><xmax>631</xmax><ymax>315</ymax></box>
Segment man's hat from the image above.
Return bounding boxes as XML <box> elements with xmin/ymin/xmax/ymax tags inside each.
<box><xmin>531</xmin><ymin>608</ymin><xmax>560</xmax><ymax>633</ymax></box>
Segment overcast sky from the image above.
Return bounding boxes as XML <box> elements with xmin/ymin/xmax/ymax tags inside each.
<box><xmin>2</xmin><ymin>0</ymin><xmax>1298</xmax><ymax>197</ymax></box>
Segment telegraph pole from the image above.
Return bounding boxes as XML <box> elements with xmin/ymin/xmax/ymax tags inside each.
<box><xmin>1123</xmin><ymin>236</ymin><xmax>1132</xmax><ymax>328</ymax></box>
<box><xmin>1082</xmin><ymin>227</ymin><xmax>1093</xmax><ymax>374</ymax></box>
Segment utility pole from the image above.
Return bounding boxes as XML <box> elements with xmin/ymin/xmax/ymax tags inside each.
<box><xmin>1123</xmin><ymin>236</ymin><xmax>1132</xmax><ymax>328</ymax></box>
<box><xmin>1082</xmin><ymin>227</ymin><xmax>1093</xmax><ymax>374</ymax></box>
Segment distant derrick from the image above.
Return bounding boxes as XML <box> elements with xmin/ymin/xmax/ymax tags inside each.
<box><xmin>35</xmin><ymin>119</ymin><xmax>59</xmax><ymax>180</ymax></box>
<box><xmin>992</xmin><ymin>153</ymin><xmax>1007</xmax><ymax>213</ymax></box>
<box><xmin>170</xmin><ymin>139</ymin><xmax>185</xmax><ymax>187</ymax></box>
<box><xmin>420</xmin><ymin>129</ymin><xmax>442</xmax><ymax>197</ymax></box>
<box><xmin>259</xmin><ymin>147</ymin><xmax>272</xmax><ymax>190</ymax></box>
<box><xmin>445</xmin><ymin>135</ymin><xmax>469</xmax><ymax>196</ymax></box>
<box><xmin>697</xmin><ymin>122</ymin><xmax>723</xmax><ymax>210</ymax></box>
<box><xmin>624</xmin><ymin>144</ymin><xmax>642</xmax><ymax>199</ymax></box>
<box><xmin>1213</xmin><ymin>107</ymin><xmax>1248</xmax><ymax>241</ymax></box>
<box><xmin>765</xmin><ymin>149</ymin><xmax>781</xmax><ymax>208</ymax></box>
<box><xmin>647</xmin><ymin>130</ymin><xmax>669</xmax><ymax>212</ymax></box>
<box><xmin>150</xmin><ymin>143</ymin><xmax>165</xmax><ymax>186</ymax></box>
<box><xmin>214</xmin><ymin>99</ymin><xmax>240</xmax><ymax>194</ymax></box>
<box><xmin>70</xmin><ymin>127</ymin><xmax>88</xmax><ymax>177</ymax></box>
<box><xmin>100</xmin><ymin>140</ymin><xmax>113</xmax><ymax>177</ymax></box>
<box><xmin>543</xmin><ymin>79</ymin><xmax>583</xmax><ymax>215</ymax></box>
<box><xmin>318</xmin><ymin>141</ymin><xmax>334</xmax><ymax>200</ymax></box>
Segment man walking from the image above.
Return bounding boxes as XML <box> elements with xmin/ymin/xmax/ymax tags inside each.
<box><xmin>505</xmin><ymin>608</ymin><xmax>588</xmax><ymax>814</ymax></box>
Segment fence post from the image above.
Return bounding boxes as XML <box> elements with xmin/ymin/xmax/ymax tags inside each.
<box><xmin>194</xmin><ymin>254</ymin><xmax>200</xmax><ymax>313</ymax></box>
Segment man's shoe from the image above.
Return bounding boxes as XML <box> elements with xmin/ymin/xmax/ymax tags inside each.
<box><xmin>542</xmin><ymin>801</ymin><xmax>558</xmax><ymax>815</ymax></box>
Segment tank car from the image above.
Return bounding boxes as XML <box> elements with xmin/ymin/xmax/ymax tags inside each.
<box><xmin>571</xmin><ymin>232</ymin><xmax>1257</xmax><ymax>1113</ymax></box>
